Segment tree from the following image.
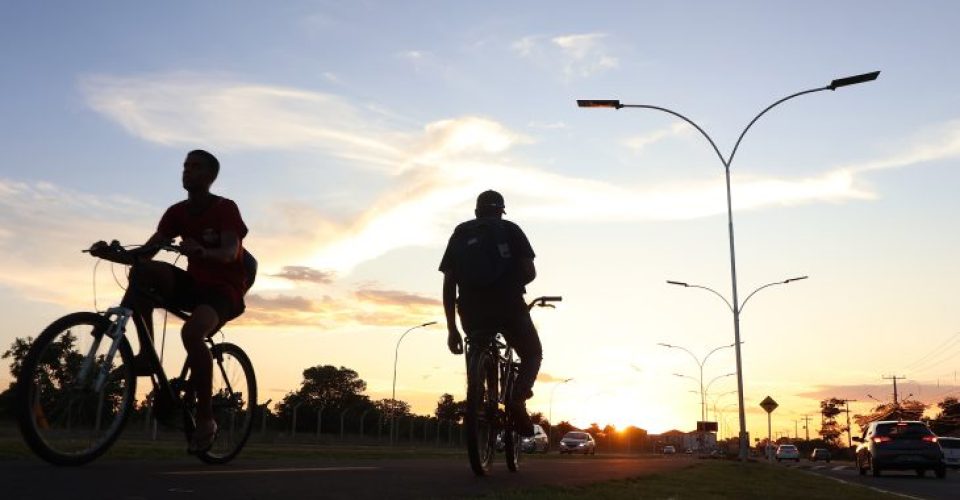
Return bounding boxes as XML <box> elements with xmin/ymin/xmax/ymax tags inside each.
<box><xmin>275</xmin><ymin>365</ymin><xmax>374</xmax><ymax>432</ymax></box>
<box><xmin>376</xmin><ymin>398</ymin><xmax>411</xmax><ymax>419</ymax></box>
<box><xmin>434</xmin><ymin>393</ymin><xmax>464</xmax><ymax>422</ymax></box>
<box><xmin>554</xmin><ymin>420</ymin><xmax>574</xmax><ymax>438</ymax></box>
<box><xmin>929</xmin><ymin>397</ymin><xmax>960</xmax><ymax>435</ymax></box>
<box><xmin>819</xmin><ymin>398</ymin><xmax>845</xmax><ymax>446</ymax></box>
<box><xmin>529</xmin><ymin>411</ymin><xmax>546</xmax><ymax>427</ymax></box>
<box><xmin>854</xmin><ymin>399</ymin><xmax>927</xmax><ymax>432</ymax></box>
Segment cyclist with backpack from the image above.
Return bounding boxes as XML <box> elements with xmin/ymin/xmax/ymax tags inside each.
<box><xmin>439</xmin><ymin>190</ymin><xmax>540</xmax><ymax>436</ymax></box>
<box><xmin>89</xmin><ymin>149</ymin><xmax>251</xmax><ymax>454</ymax></box>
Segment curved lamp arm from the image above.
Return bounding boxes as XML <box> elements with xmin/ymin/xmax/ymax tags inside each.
<box><xmin>667</xmin><ymin>280</ymin><xmax>734</xmax><ymax>313</ymax></box>
<box><xmin>740</xmin><ymin>276</ymin><xmax>808</xmax><ymax>314</ymax></box>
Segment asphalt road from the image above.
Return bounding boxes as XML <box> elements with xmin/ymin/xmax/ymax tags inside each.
<box><xmin>1</xmin><ymin>454</ymin><xmax>692</xmax><ymax>500</ymax></box>
<box><xmin>780</xmin><ymin>461</ymin><xmax>960</xmax><ymax>500</ymax></box>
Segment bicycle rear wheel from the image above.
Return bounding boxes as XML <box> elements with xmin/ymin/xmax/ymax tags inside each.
<box><xmin>196</xmin><ymin>342</ymin><xmax>256</xmax><ymax>464</ymax></box>
<box><xmin>466</xmin><ymin>348</ymin><xmax>497</xmax><ymax>476</ymax></box>
<box><xmin>16</xmin><ymin>312</ymin><xmax>136</xmax><ymax>466</ymax></box>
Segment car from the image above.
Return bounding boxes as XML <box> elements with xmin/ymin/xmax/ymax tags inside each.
<box><xmin>775</xmin><ymin>444</ymin><xmax>800</xmax><ymax>462</ymax></box>
<box><xmin>559</xmin><ymin>431</ymin><xmax>596</xmax><ymax>455</ymax></box>
<box><xmin>522</xmin><ymin>424</ymin><xmax>549</xmax><ymax>453</ymax></box>
<box><xmin>810</xmin><ymin>448</ymin><xmax>832</xmax><ymax>462</ymax></box>
<box><xmin>938</xmin><ymin>436</ymin><xmax>960</xmax><ymax>469</ymax></box>
<box><xmin>662</xmin><ymin>445</ymin><xmax>677</xmax><ymax>454</ymax></box>
<box><xmin>853</xmin><ymin>420</ymin><xmax>946</xmax><ymax>478</ymax></box>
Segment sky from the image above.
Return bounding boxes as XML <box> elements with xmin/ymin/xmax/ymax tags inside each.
<box><xmin>2</xmin><ymin>0</ymin><xmax>960</xmax><ymax>438</ymax></box>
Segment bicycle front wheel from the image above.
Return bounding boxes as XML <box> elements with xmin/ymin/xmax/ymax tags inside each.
<box><xmin>465</xmin><ymin>348</ymin><xmax>497</xmax><ymax>476</ymax></box>
<box><xmin>196</xmin><ymin>342</ymin><xmax>257</xmax><ymax>464</ymax></box>
<box><xmin>16</xmin><ymin>312</ymin><xmax>136</xmax><ymax>466</ymax></box>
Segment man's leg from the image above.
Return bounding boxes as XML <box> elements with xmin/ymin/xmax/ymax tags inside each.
<box><xmin>506</xmin><ymin>304</ymin><xmax>542</xmax><ymax>401</ymax></box>
<box><xmin>502</xmin><ymin>301</ymin><xmax>542</xmax><ymax>436</ymax></box>
<box><xmin>181</xmin><ymin>304</ymin><xmax>220</xmax><ymax>449</ymax></box>
<box><xmin>121</xmin><ymin>261</ymin><xmax>177</xmax><ymax>371</ymax></box>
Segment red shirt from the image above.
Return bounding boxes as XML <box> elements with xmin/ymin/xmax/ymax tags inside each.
<box><xmin>158</xmin><ymin>196</ymin><xmax>249</xmax><ymax>307</ymax></box>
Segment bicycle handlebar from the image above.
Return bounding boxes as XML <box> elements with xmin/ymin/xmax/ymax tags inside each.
<box><xmin>83</xmin><ymin>240</ymin><xmax>185</xmax><ymax>258</ymax></box>
<box><xmin>528</xmin><ymin>295</ymin><xmax>563</xmax><ymax>310</ymax></box>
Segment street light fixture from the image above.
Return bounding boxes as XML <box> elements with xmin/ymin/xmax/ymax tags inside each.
<box><xmin>390</xmin><ymin>321</ymin><xmax>437</xmax><ymax>445</ymax></box>
<box><xmin>581</xmin><ymin>71</ymin><xmax>878</xmax><ymax>460</ymax></box>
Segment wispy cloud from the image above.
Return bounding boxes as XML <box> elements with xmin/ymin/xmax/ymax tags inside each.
<box><xmin>512</xmin><ymin>33</ymin><xmax>619</xmax><ymax>78</ymax></box>
<box><xmin>623</xmin><ymin>123</ymin><xmax>689</xmax><ymax>153</ymax></box>
<box><xmin>240</xmin><ymin>287</ymin><xmax>438</xmax><ymax>329</ymax></box>
<box><xmin>356</xmin><ymin>288</ymin><xmax>441</xmax><ymax>307</ymax></box>
<box><xmin>76</xmin><ymin>73</ymin><xmax>960</xmax><ymax>279</ymax></box>
<box><xmin>271</xmin><ymin>266</ymin><xmax>335</xmax><ymax>284</ymax></box>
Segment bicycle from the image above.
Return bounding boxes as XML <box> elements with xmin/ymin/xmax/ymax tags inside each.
<box><xmin>16</xmin><ymin>241</ymin><xmax>257</xmax><ymax>466</ymax></box>
<box><xmin>464</xmin><ymin>295</ymin><xmax>562</xmax><ymax>476</ymax></box>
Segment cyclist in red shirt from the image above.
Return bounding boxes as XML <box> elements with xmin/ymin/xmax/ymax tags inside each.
<box><xmin>90</xmin><ymin>150</ymin><xmax>249</xmax><ymax>453</ymax></box>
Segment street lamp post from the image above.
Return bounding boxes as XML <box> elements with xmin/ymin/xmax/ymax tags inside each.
<box><xmin>580</xmin><ymin>71</ymin><xmax>879</xmax><ymax>460</ymax></box>
<box><xmin>661</xmin><ymin>342</ymin><xmax>737</xmax><ymax>426</ymax></box>
<box><xmin>548</xmin><ymin>378</ymin><xmax>573</xmax><ymax>448</ymax></box>
<box><xmin>391</xmin><ymin>321</ymin><xmax>437</xmax><ymax>445</ymax></box>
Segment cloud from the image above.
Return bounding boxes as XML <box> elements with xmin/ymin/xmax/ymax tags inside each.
<box><xmin>77</xmin><ymin>73</ymin><xmax>960</xmax><ymax>278</ymax></box>
<box><xmin>356</xmin><ymin>289</ymin><xmax>441</xmax><ymax>307</ymax></box>
<box><xmin>0</xmin><ymin>178</ymin><xmax>154</xmax><ymax>307</ymax></box>
<box><xmin>512</xmin><ymin>33</ymin><xmax>619</xmax><ymax>78</ymax></box>
<box><xmin>240</xmin><ymin>290</ymin><xmax>438</xmax><ymax>329</ymax></box>
<box><xmin>623</xmin><ymin>123</ymin><xmax>689</xmax><ymax>153</ymax></box>
<box><xmin>81</xmin><ymin>73</ymin><xmax>405</xmax><ymax>170</ymax></box>
<box><xmin>270</xmin><ymin>266</ymin><xmax>335</xmax><ymax>284</ymax></box>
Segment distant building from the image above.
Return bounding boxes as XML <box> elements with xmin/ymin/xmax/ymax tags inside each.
<box><xmin>650</xmin><ymin>429</ymin><xmax>717</xmax><ymax>451</ymax></box>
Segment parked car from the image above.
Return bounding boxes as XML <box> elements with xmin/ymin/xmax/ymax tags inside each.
<box><xmin>662</xmin><ymin>445</ymin><xmax>677</xmax><ymax>454</ymax></box>
<box><xmin>809</xmin><ymin>448</ymin><xmax>832</xmax><ymax>462</ymax></box>
<box><xmin>853</xmin><ymin>420</ymin><xmax>945</xmax><ymax>478</ymax></box>
<box><xmin>559</xmin><ymin>431</ymin><xmax>596</xmax><ymax>455</ymax></box>
<box><xmin>937</xmin><ymin>436</ymin><xmax>960</xmax><ymax>469</ymax></box>
<box><xmin>775</xmin><ymin>444</ymin><xmax>800</xmax><ymax>462</ymax></box>
<box><xmin>522</xmin><ymin>424</ymin><xmax>549</xmax><ymax>453</ymax></box>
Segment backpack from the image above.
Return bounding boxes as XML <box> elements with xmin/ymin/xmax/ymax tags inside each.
<box><xmin>452</xmin><ymin>218</ymin><xmax>511</xmax><ymax>288</ymax></box>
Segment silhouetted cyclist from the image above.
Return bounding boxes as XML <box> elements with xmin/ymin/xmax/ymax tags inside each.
<box><xmin>89</xmin><ymin>149</ymin><xmax>249</xmax><ymax>454</ymax></box>
<box><xmin>440</xmin><ymin>190</ymin><xmax>540</xmax><ymax>436</ymax></box>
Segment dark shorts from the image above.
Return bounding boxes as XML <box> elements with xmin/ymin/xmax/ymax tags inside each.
<box><xmin>167</xmin><ymin>266</ymin><xmax>243</xmax><ymax>323</ymax></box>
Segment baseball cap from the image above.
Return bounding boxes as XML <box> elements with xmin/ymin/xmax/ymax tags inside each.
<box><xmin>476</xmin><ymin>190</ymin><xmax>506</xmax><ymax>214</ymax></box>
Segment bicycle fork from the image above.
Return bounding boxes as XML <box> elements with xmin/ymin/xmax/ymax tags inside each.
<box><xmin>77</xmin><ymin>307</ymin><xmax>132</xmax><ymax>394</ymax></box>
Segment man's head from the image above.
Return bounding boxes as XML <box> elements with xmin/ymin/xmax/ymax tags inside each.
<box><xmin>475</xmin><ymin>190</ymin><xmax>506</xmax><ymax>219</ymax></box>
<box><xmin>182</xmin><ymin>150</ymin><xmax>220</xmax><ymax>193</ymax></box>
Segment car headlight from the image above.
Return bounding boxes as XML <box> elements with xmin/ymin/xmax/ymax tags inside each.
<box><xmin>578</xmin><ymin>443</ymin><xmax>585</xmax><ymax>447</ymax></box>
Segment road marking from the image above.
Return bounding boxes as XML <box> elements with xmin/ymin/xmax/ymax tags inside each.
<box><xmin>801</xmin><ymin>469</ymin><xmax>925</xmax><ymax>500</ymax></box>
<box><xmin>162</xmin><ymin>466</ymin><xmax>380</xmax><ymax>476</ymax></box>
<box><xmin>831</xmin><ymin>466</ymin><xmax>847</xmax><ymax>471</ymax></box>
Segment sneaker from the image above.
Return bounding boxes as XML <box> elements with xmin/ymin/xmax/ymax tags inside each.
<box><xmin>507</xmin><ymin>400</ymin><xmax>535</xmax><ymax>437</ymax></box>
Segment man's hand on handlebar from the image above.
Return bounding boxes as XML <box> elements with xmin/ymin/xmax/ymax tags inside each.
<box><xmin>178</xmin><ymin>238</ymin><xmax>205</xmax><ymax>258</ymax></box>
<box><xmin>88</xmin><ymin>240</ymin><xmax>134</xmax><ymax>265</ymax></box>
<box><xmin>447</xmin><ymin>325</ymin><xmax>464</xmax><ymax>355</ymax></box>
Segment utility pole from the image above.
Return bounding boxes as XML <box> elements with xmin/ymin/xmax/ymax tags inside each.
<box><xmin>834</xmin><ymin>399</ymin><xmax>858</xmax><ymax>448</ymax></box>
<box><xmin>801</xmin><ymin>415</ymin><xmax>813</xmax><ymax>441</ymax></box>
<box><xmin>794</xmin><ymin>420</ymin><xmax>799</xmax><ymax>439</ymax></box>
<box><xmin>882</xmin><ymin>375</ymin><xmax>906</xmax><ymax>406</ymax></box>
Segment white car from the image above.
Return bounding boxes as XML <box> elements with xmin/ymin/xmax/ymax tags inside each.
<box><xmin>939</xmin><ymin>436</ymin><xmax>960</xmax><ymax>469</ymax></box>
<box><xmin>775</xmin><ymin>444</ymin><xmax>800</xmax><ymax>462</ymax></box>
<box><xmin>559</xmin><ymin>431</ymin><xmax>596</xmax><ymax>455</ymax></box>
<box><xmin>662</xmin><ymin>445</ymin><xmax>677</xmax><ymax>454</ymax></box>
<box><xmin>522</xmin><ymin>424</ymin><xmax>549</xmax><ymax>453</ymax></box>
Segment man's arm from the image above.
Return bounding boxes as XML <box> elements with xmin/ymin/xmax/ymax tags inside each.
<box><xmin>442</xmin><ymin>273</ymin><xmax>463</xmax><ymax>354</ymax></box>
<box><xmin>180</xmin><ymin>231</ymin><xmax>240</xmax><ymax>263</ymax></box>
<box><xmin>519</xmin><ymin>258</ymin><xmax>536</xmax><ymax>285</ymax></box>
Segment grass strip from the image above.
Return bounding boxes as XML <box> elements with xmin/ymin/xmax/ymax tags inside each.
<box><xmin>484</xmin><ymin>460</ymin><xmax>902</xmax><ymax>500</ymax></box>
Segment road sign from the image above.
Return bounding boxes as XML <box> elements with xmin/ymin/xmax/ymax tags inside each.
<box><xmin>759</xmin><ymin>396</ymin><xmax>779</xmax><ymax>414</ymax></box>
<box><xmin>697</xmin><ymin>421</ymin><xmax>718</xmax><ymax>432</ymax></box>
